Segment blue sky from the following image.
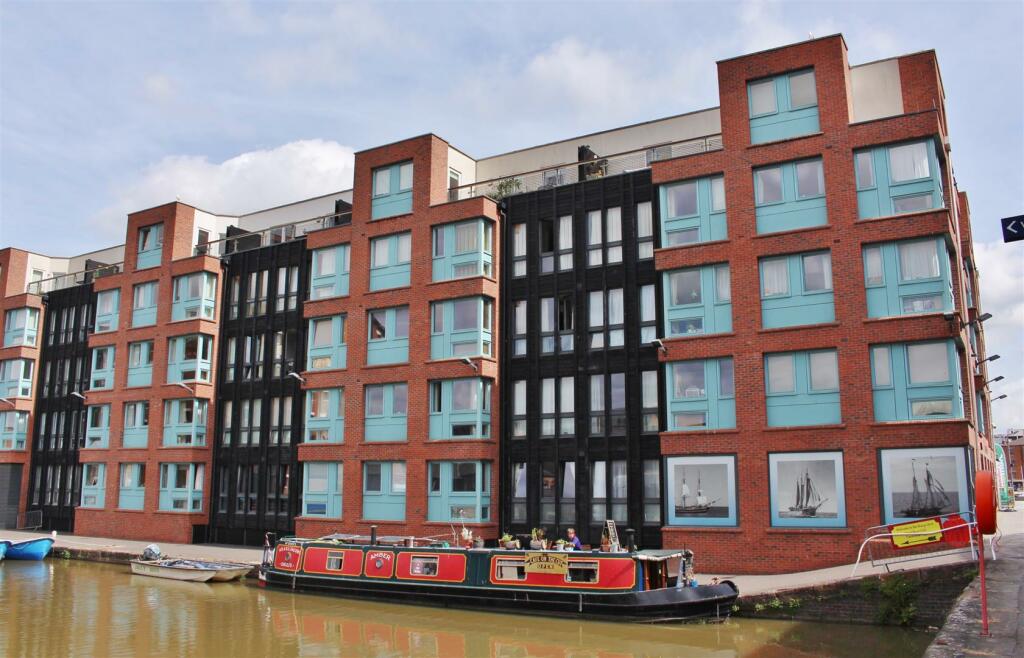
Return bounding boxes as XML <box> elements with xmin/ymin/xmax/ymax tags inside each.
<box><xmin>1</xmin><ymin>0</ymin><xmax>1022</xmax><ymax>428</ymax></box>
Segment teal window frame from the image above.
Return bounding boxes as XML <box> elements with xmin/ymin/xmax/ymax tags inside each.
<box><xmin>118</xmin><ymin>463</ymin><xmax>146</xmax><ymax>510</ymax></box>
<box><xmin>0</xmin><ymin>358</ymin><xmax>33</xmax><ymax>398</ymax></box>
<box><xmin>855</xmin><ymin>138</ymin><xmax>944</xmax><ymax>220</ymax></box>
<box><xmin>748</xmin><ymin>68</ymin><xmax>820</xmax><ymax>144</ymax></box>
<box><xmin>81</xmin><ymin>463</ymin><xmax>106</xmax><ymax>509</ymax></box>
<box><xmin>166</xmin><ymin>334</ymin><xmax>213</xmax><ymax>383</ymax></box>
<box><xmin>659</xmin><ymin>175</ymin><xmax>727</xmax><ymax>247</ymax></box>
<box><xmin>123</xmin><ymin>401</ymin><xmax>150</xmax><ymax>448</ymax></box>
<box><xmin>369</xmin><ymin>232</ymin><xmax>412</xmax><ymax>291</ymax></box>
<box><xmin>870</xmin><ymin>340</ymin><xmax>964</xmax><ymax>422</ymax></box>
<box><xmin>310</xmin><ymin>244</ymin><xmax>350</xmax><ymax>300</ymax></box>
<box><xmin>364</xmin><ymin>382</ymin><xmax>407</xmax><ymax>442</ymax></box>
<box><xmin>0</xmin><ymin>410</ymin><xmax>28</xmax><ymax>450</ymax></box>
<box><xmin>366</xmin><ymin>306</ymin><xmax>409</xmax><ymax>365</ymax></box>
<box><xmin>132</xmin><ymin>281</ymin><xmax>159</xmax><ymax>327</ymax></box>
<box><xmin>428</xmin><ymin>377</ymin><xmax>491</xmax><ymax>440</ymax></box>
<box><xmin>662</xmin><ymin>265</ymin><xmax>732</xmax><ymax>337</ymax></box>
<box><xmin>427</xmin><ymin>461</ymin><xmax>491</xmax><ymax>522</ymax></box>
<box><xmin>127</xmin><ymin>339</ymin><xmax>154</xmax><ymax>387</ymax></box>
<box><xmin>171</xmin><ymin>272</ymin><xmax>217</xmax><ymax>321</ymax></box>
<box><xmin>90</xmin><ymin>345</ymin><xmax>115</xmax><ymax>390</ymax></box>
<box><xmin>432</xmin><ymin>219</ymin><xmax>495</xmax><ymax>281</ymax></box>
<box><xmin>3</xmin><ymin>307</ymin><xmax>39</xmax><ymax>347</ymax></box>
<box><xmin>666</xmin><ymin>358</ymin><xmax>736</xmax><ymax>431</ymax></box>
<box><xmin>362</xmin><ymin>461</ymin><xmax>406</xmax><ymax>521</ymax></box>
<box><xmin>84</xmin><ymin>404</ymin><xmax>111</xmax><ymax>448</ymax></box>
<box><xmin>764</xmin><ymin>349</ymin><xmax>842</xmax><ymax>427</ymax></box>
<box><xmin>302</xmin><ymin>461</ymin><xmax>342</xmax><ymax>518</ymax></box>
<box><xmin>862</xmin><ymin>237</ymin><xmax>953</xmax><ymax>318</ymax></box>
<box><xmin>429</xmin><ymin>296</ymin><xmax>494</xmax><ymax>360</ymax></box>
<box><xmin>162</xmin><ymin>398</ymin><xmax>208</xmax><ymax>446</ymax></box>
<box><xmin>753</xmin><ymin>157</ymin><xmax>827</xmax><ymax>234</ymax></box>
<box><xmin>306</xmin><ymin>387</ymin><xmax>345</xmax><ymax>443</ymax></box>
<box><xmin>137</xmin><ymin>223</ymin><xmax>164</xmax><ymax>269</ymax></box>
<box><xmin>759</xmin><ymin>251</ymin><xmax>835</xmax><ymax>328</ymax></box>
<box><xmin>94</xmin><ymin>289</ymin><xmax>120</xmax><ymax>333</ymax></box>
<box><xmin>307</xmin><ymin>314</ymin><xmax>347</xmax><ymax>371</ymax></box>
<box><xmin>158</xmin><ymin>462</ymin><xmax>204</xmax><ymax>512</ymax></box>
<box><xmin>371</xmin><ymin>161</ymin><xmax>414</xmax><ymax>220</ymax></box>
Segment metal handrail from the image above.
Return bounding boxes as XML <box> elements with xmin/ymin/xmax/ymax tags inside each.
<box><xmin>27</xmin><ymin>262</ymin><xmax>125</xmax><ymax>296</ymax></box>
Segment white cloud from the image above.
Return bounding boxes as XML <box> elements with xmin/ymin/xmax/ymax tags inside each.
<box><xmin>90</xmin><ymin>139</ymin><xmax>355</xmax><ymax>239</ymax></box>
<box><xmin>973</xmin><ymin>240</ymin><xmax>1024</xmax><ymax>432</ymax></box>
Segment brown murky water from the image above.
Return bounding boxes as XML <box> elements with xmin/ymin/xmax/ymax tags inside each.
<box><xmin>0</xmin><ymin>560</ymin><xmax>933</xmax><ymax>657</ymax></box>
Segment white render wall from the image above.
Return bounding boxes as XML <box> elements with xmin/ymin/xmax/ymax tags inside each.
<box><xmin>237</xmin><ymin>190</ymin><xmax>352</xmax><ymax>232</ymax></box>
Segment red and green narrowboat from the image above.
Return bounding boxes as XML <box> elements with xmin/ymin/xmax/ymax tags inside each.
<box><xmin>259</xmin><ymin>534</ymin><xmax>738</xmax><ymax>622</ymax></box>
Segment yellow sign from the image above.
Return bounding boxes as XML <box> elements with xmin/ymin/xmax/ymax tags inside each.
<box><xmin>524</xmin><ymin>551</ymin><xmax>568</xmax><ymax>575</ymax></box>
<box><xmin>891</xmin><ymin>518</ymin><xmax>943</xmax><ymax>549</ymax></box>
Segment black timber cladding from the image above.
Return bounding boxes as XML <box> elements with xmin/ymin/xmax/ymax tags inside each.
<box><xmin>500</xmin><ymin>169</ymin><xmax>663</xmax><ymax>548</ymax></box>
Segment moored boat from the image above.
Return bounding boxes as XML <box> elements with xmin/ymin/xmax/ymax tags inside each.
<box><xmin>0</xmin><ymin>540</ymin><xmax>9</xmax><ymax>561</ymax></box>
<box><xmin>6</xmin><ymin>537</ymin><xmax>55</xmax><ymax>561</ymax></box>
<box><xmin>260</xmin><ymin>534</ymin><xmax>738</xmax><ymax>622</ymax></box>
<box><xmin>129</xmin><ymin>559</ymin><xmax>251</xmax><ymax>582</ymax></box>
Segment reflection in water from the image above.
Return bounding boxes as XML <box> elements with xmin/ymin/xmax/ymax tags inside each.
<box><xmin>0</xmin><ymin>560</ymin><xmax>932</xmax><ymax>658</ymax></box>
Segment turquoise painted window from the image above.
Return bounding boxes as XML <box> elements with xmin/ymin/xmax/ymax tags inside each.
<box><xmin>748</xmin><ymin>69</ymin><xmax>819</xmax><ymax>144</ymax></box>
<box><xmin>765</xmin><ymin>349</ymin><xmax>842</xmax><ymax>427</ymax></box>
<box><xmin>306</xmin><ymin>388</ymin><xmax>344</xmax><ymax>443</ymax></box>
<box><xmin>429</xmin><ymin>297</ymin><xmax>494</xmax><ymax>359</ymax></box>
<box><xmin>132</xmin><ymin>281</ymin><xmax>159</xmax><ymax>327</ymax></box>
<box><xmin>659</xmin><ymin>175</ymin><xmax>727</xmax><ymax>247</ymax></box>
<box><xmin>863</xmin><ymin>237</ymin><xmax>953</xmax><ymax>318</ymax></box>
<box><xmin>137</xmin><ymin>223</ymin><xmax>164</xmax><ymax>269</ymax></box>
<box><xmin>3</xmin><ymin>307</ymin><xmax>39</xmax><ymax>347</ymax></box>
<box><xmin>172</xmin><ymin>272</ymin><xmax>217</xmax><ymax>321</ymax></box>
<box><xmin>366</xmin><ymin>306</ymin><xmax>409</xmax><ymax>365</ymax></box>
<box><xmin>84</xmin><ymin>404</ymin><xmax>111</xmax><ymax>448</ymax></box>
<box><xmin>302</xmin><ymin>462</ymin><xmax>342</xmax><ymax>517</ymax></box>
<box><xmin>662</xmin><ymin>265</ymin><xmax>732</xmax><ymax>337</ymax></box>
<box><xmin>666</xmin><ymin>358</ymin><xmax>736</xmax><ymax>431</ymax></box>
<box><xmin>371</xmin><ymin>161</ymin><xmax>413</xmax><ymax>220</ymax></box>
<box><xmin>362</xmin><ymin>461</ymin><xmax>406</xmax><ymax>521</ymax></box>
<box><xmin>307</xmin><ymin>315</ymin><xmax>347</xmax><ymax>370</ymax></box>
<box><xmin>94</xmin><ymin>289</ymin><xmax>120</xmax><ymax>333</ymax></box>
<box><xmin>81</xmin><ymin>463</ymin><xmax>106</xmax><ymax>509</ymax></box>
<box><xmin>90</xmin><ymin>345</ymin><xmax>115</xmax><ymax>390</ymax></box>
<box><xmin>310</xmin><ymin>244</ymin><xmax>350</xmax><ymax>300</ymax></box>
<box><xmin>162</xmin><ymin>398</ymin><xmax>207</xmax><ymax>446</ymax></box>
<box><xmin>427</xmin><ymin>461</ymin><xmax>491</xmax><ymax>522</ymax></box>
<box><xmin>432</xmin><ymin>219</ymin><xmax>495</xmax><ymax>281</ymax></box>
<box><xmin>0</xmin><ymin>411</ymin><xmax>28</xmax><ymax>450</ymax></box>
<box><xmin>166</xmin><ymin>334</ymin><xmax>213</xmax><ymax>383</ymax></box>
<box><xmin>428</xmin><ymin>378</ymin><xmax>491</xmax><ymax>440</ymax></box>
<box><xmin>753</xmin><ymin>158</ymin><xmax>827</xmax><ymax>234</ymax></box>
<box><xmin>123</xmin><ymin>401</ymin><xmax>149</xmax><ymax>448</ymax></box>
<box><xmin>127</xmin><ymin>340</ymin><xmax>154</xmax><ymax>387</ymax></box>
<box><xmin>871</xmin><ymin>340</ymin><xmax>964</xmax><ymax>422</ymax></box>
<box><xmin>369</xmin><ymin>232</ymin><xmax>412</xmax><ymax>291</ymax></box>
<box><xmin>364</xmin><ymin>383</ymin><xmax>407</xmax><ymax>442</ymax></box>
<box><xmin>159</xmin><ymin>462</ymin><xmax>204</xmax><ymax>512</ymax></box>
<box><xmin>855</xmin><ymin>139</ymin><xmax>944</xmax><ymax>220</ymax></box>
<box><xmin>0</xmin><ymin>358</ymin><xmax>33</xmax><ymax>398</ymax></box>
<box><xmin>118</xmin><ymin>463</ymin><xmax>146</xmax><ymax>510</ymax></box>
<box><xmin>759</xmin><ymin>251</ymin><xmax>835</xmax><ymax>328</ymax></box>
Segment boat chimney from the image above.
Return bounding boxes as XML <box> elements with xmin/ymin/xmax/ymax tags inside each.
<box><xmin>625</xmin><ymin>528</ymin><xmax>635</xmax><ymax>552</ymax></box>
<box><xmin>370</xmin><ymin>525</ymin><xmax>378</xmax><ymax>546</ymax></box>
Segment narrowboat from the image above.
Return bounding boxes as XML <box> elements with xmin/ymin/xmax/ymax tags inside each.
<box><xmin>260</xmin><ymin>534</ymin><xmax>738</xmax><ymax>622</ymax></box>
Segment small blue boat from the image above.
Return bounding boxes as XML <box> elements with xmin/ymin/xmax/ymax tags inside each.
<box><xmin>6</xmin><ymin>537</ymin><xmax>55</xmax><ymax>561</ymax></box>
<box><xmin>0</xmin><ymin>540</ymin><xmax>10</xmax><ymax>561</ymax></box>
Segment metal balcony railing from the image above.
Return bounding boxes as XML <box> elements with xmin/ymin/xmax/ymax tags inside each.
<box><xmin>448</xmin><ymin>134</ymin><xmax>723</xmax><ymax>202</ymax></box>
<box><xmin>193</xmin><ymin>211</ymin><xmax>351</xmax><ymax>258</ymax></box>
<box><xmin>27</xmin><ymin>262</ymin><xmax>123</xmax><ymax>296</ymax></box>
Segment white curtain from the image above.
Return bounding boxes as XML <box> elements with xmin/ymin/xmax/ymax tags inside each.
<box><xmin>589</xmin><ymin>291</ymin><xmax>604</xmax><ymax>327</ymax></box>
<box><xmin>889</xmin><ymin>142</ymin><xmax>930</xmax><ymax>182</ymax></box>
<box><xmin>560</xmin><ymin>377</ymin><xmax>575</xmax><ymax>413</ymax></box>
<box><xmin>562</xmin><ymin>463</ymin><xmax>576</xmax><ymax>499</ymax></box>
<box><xmin>592</xmin><ymin>461</ymin><xmax>607</xmax><ymax>498</ymax></box>
<box><xmin>590</xmin><ymin>375</ymin><xmax>604</xmax><ymax>411</ymax></box>
<box><xmin>607</xmin><ymin>289</ymin><xmax>624</xmax><ymax>324</ymax></box>
<box><xmin>767</xmin><ymin>354</ymin><xmax>795</xmax><ymax>393</ymax></box>
<box><xmin>558</xmin><ymin>215</ymin><xmax>573</xmax><ymax>250</ymax></box>
<box><xmin>761</xmin><ymin>259</ymin><xmax>789</xmax><ymax>296</ymax></box>
<box><xmin>636</xmin><ymin>202</ymin><xmax>653</xmax><ymax>237</ymax></box>
<box><xmin>513</xmin><ymin>224</ymin><xmax>526</xmax><ymax>257</ymax></box>
<box><xmin>899</xmin><ymin>240</ymin><xmax>939</xmax><ymax>280</ymax></box>
<box><xmin>587</xmin><ymin>211</ymin><xmax>602</xmax><ymax>245</ymax></box>
<box><xmin>611</xmin><ymin>461</ymin><xmax>628</xmax><ymax>498</ymax></box>
<box><xmin>606</xmin><ymin>207</ymin><xmax>622</xmax><ymax>242</ymax></box>
<box><xmin>513</xmin><ymin>463</ymin><xmax>527</xmax><ymax>498</ymax></box>
<box><xmin>716</xmin><ymin>266</ymin><xmax>731</xmax><ymax>302</ymax></box>
<box><xmin>542</xmin><ymin>378</ymin><xmax>555</xmax><ymax>414</ymax></box>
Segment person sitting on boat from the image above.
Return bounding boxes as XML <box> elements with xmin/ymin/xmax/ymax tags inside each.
<box><xmin>529</xmin><ymin>528</ymin><xmax>547</xmax><ymax>550</ymax></box>
<box><xmin>566</xmin><ymin>528</ymin><xmax>582</xmax><ymax>551</ymax></box>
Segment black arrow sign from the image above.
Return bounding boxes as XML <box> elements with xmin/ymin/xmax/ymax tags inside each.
<box><xmin>1003</xmin><ymin>215</ymin><xmax>1024</xmax><ymax>243</ymax></box>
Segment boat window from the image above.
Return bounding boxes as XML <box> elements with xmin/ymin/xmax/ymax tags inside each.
<box><xmin>495</xmin><ymin>559</ymin><xmax>526</xmax><ymax>581</ymax></box>
<box><xmin>326</xmin><ymin>550</ymin><xmax>344</xmax><ymax>571</ymax></box>
<box><xmin>410</xmin><ymin>555</ymin><xmax>439</xmax><ymax>576</ymax></box>
<box><xmin>565</xmin><ymin>561</ymin><xmax>599</xmax><ymax>583</ymax></box>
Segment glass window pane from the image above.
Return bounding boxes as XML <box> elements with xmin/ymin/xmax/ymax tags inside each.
<box><xmin>587</xmin><ymin>211</ymin><xmax>602</xmax><ymax>245</ymax></box>
<box><xmin>756</xmin><ymin>167</ymin><xmax>783</xmax><ymax>204</ymax></box>
<box><xmin>789</xmin><ymin>70</ymin><xmax>816</xmax><ymax>107</ymax></box>
<box><xmin>856</xmin><ymin>152</ymin><xmax>875</xmax><ymax>188</ymax></box>
<box><xmin>374</xmin><ymin>168</ymin><xmax>390</xmax><ymax>196</ymax></box>
<box><xmin>452</xmin><ymin>299</ymin><xmax>477</xmax><ymax>331</ymax></box>
<box><xmin>872</xmin><ymin>346</ymin><xmax>891</xmax><ymax>386</ymax></box>
<box><xmin>796</xmin><ymin>160</ymin><xmax>824</xmax><ymax>198</ymax></box>
<box><xmin>809</xmin><ymin>351</ymin><xmax>839</xmax><ymax>391</ymax></box>
<box><xmin>711</xmin><ymin>176</ymin><xmax>726</xmax><ymax>212</ymax></box>
<box><xmin>767</xmin><ymin>354</ymin><xmax>795</xmax><ymax>393</ymax></box>
<box><xmin>719</xmin><ymin>358</ymin><xmax>735</xmax><ymax>397</ymax></box>
<box><xmin>392</xmin><ymin>384</ymin><xmax>407</xmax><ymax>414</ymax></box>
<box><xmin>642</xmin><ymin>371</ymin><xmax>658</xmax><ymax>408</ymax></box>
<box><xmin>513</xmin><ymin>381</ymin><xmax>526</xmax><ymax>416</ymax></box>
<box><xmin>669</xmin><ymin>269</ymin><xmax>702</xmax><ymax>306</ymax></box>
<box><xmin>588</xmin><ymin>291</ymin><xmax>604</xmax><ymax>327</ymax></box>
<box><xmin>640</xmin><ymin>285</ymin><xmax>656</xmax><ymax>322</ymax></box>
<box><xmin>365</xmin><ymin>386</ymin><xmax>384</xmax><ymax>415</ymax></box>
<box><xmin>558</xmin><ymin>215</ymin><xmax>573</xmax><ymax>249</ymax></box>
<box><xmin>592</xmin><ymin>461</ymin><xmax>607</xmax><ymax>498</ymax></box>
<box><xmin>715</xmin><ymin>266</ymin><xmax>731</xmax><ymax>302</ymax></box>
<box><xmin>589</xmin><ymin>375</ymin><xmax>604</xmax><ymax>411</ymax></box>
<box><xmin>397</xmin><ymin>233</ymin><xmax>411</xmax><ymax>262</ymax></box>
<box><xmin>667</xmin><ymin>181</ymin><xmax>697</xmax><ymax>217</ymax></box>
<box><xmin>802</xmin><ymin>253</ymin><xmax>833</xmax><ymax>291</ymax></box>
<box><xmin>749</xmin><ymin>79</ymin><xmax>776</xmax><ymax>115</ymax></box>
<box><xmin>892</xmin><ymin>194</ymin><xmax>933</xmax><ymax>214</ymax></box>
<box><xmin>889</xmin><ymin>142</ymin><xmax>930</xmax><ymax>182</ymax></box>
<box><xmin>907</xmin><ymin>342</ymin><xmax>950</xmax><ymax>384</ymax></box>
<box><xmin>673</xmin><ymin>362</ymin><xmax>705</xmax><ymax>398</ymax></box>
<box><xmin>606</xmin><ymin>208</ymin><xmax>621</xmax><ymax>242</ymax></box>
<box><xmin>761</xmin><ymin>259</ymin><xmax>789</xmax><ymax>297</ymax></box>
<box><xmin>607</xmin><ymin>289</ymin><xmax>624</xmax><ymax>325</ymax></box>
<box><xmin>371</xmin><ymin>238</ymin><xmax>389</xmax><ymax>267</ymax></box>
<box><xmin>398</xmin><ymin>162</ymin><xmax>414</xmax><ymax>190</ymax></box>
<box><xmin>610</xmin><ymin>373</ymin><xmax>625</xmax><ymax>410</ymax></box>
<box><xmin>898</xmin><ymin>240</ymin><xmax>940</xmax><ymax>280</ymax></box>
<box><xmin>636</xmin><ymin>203</ymin><xmax>652</xmax><ymax>238</ymax></box>
<box><xmin>394</xmin><ymin>307</ymin><xmax>409</xmax><ymax>338</ymax></box>
<box><xmin>391</xmin><ymin>462</ymin><xmax>406</xmax><ymax>492</ymax></box>
<box><xmin>864</xmin><ymin>246</ymin><xmax>884</xmax><ymax>285</ymax></box>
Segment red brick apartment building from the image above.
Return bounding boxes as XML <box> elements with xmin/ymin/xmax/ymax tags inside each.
<box><xmin>0</xmin><ymin>35</ymin><xmax>996</xmax><ymax>573</ymax></box>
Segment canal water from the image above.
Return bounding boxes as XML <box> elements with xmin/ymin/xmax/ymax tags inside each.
<box><xmin>0</xmin><ymin>560</ymin><xmax>933</xmax><ymax>657</ymax></box>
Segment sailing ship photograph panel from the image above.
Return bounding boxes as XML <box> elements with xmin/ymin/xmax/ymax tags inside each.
<box><xmin>769</xmin><ymin>451</ymin><xmax>846</xmax><ymax>528</ymax></box>
<box><xmin>879</xmin><ymin>446</ymin><xmax>970</xmax><ymax>524</ymax></box>
<box><xmin>665</xmin><ymin>455</ymin><xmax>737</xmax><ymax>526</ymax></box>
